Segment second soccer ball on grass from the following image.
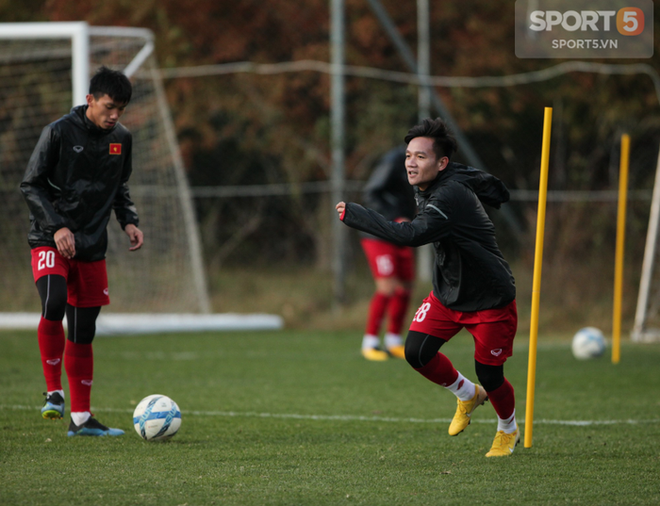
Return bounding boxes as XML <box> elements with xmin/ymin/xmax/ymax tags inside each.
<box><xmin>571</xmin><ymin>327</ymin><xmax>606</xmax><ymax>360</ymax></box>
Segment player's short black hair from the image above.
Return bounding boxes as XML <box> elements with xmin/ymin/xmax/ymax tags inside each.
<box><xmin>89</xmin><ymin>66</ymin><xmax>132</xmax><ymax>104</ymax></box>
<box><xmin>404</xmin><ymin>118</ymin><xmax>457</xmax><ymax>161</ymax></box>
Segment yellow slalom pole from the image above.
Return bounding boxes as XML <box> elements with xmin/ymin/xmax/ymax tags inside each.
<box><xmin>613</xmin><ymin>134</ymin><xmax>630</xmax><ymax>364</ymax></box>
<box><xmin>524</xmin><ymin>107</ymin><xmax>552</xmax><ymax>449</ymax></box>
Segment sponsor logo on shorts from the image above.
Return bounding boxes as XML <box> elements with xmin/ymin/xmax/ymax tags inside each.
<box><xmin>491</xmin><ymin>348</ymin><xmax>503</xmax><ymax>357</ymax></box>
<box><xmin>73</xmin><ymin>146</ymin><xmax>84</xmax><ymax>153</ymax></box>
<box><xmin>103</xmin><ymin>288</ymin><xmax>109</xmax><ymax>296</ymax></box>
<box><xmin>46</xmin><ymin>358</ymin><xmax>61</xmax><ymax>366</ymax></box>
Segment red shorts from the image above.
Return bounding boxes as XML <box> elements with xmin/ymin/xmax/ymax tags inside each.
<box><xmin>31</xmin><ymin>247</ymin><xmax>110</xmax><ymax>307</ymax></box>
<box><xmin>361</xmin><ymin>238</ymin><xmax>415</xmax><ymax>282</ymax></box>
<box><xmin>409</xmin><ymin>291</ymin><xmax>517</xmax><ymax>366</ymax></box>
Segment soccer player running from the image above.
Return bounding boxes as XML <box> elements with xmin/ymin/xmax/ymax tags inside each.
<box><xmin>336</xmin><ymin>118</ymin><xmax>519</xmax><ymax>457</ymax></box>
<box><xmin>359</xmin><ymin>146</ymin><xmax>416</xmax><ymax>361</ymax></box>
<box><xmin>21</xmin><ymin>66</ymin><xmax>143</xmax><ymax>437</ymax></box>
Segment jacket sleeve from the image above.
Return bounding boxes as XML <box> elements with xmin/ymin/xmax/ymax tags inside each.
<box><xmin>20</xmin><ymin>124</ymin><xmax>70</xmax><ymax>235</ymax></box>
<box><xmin>342</xmin><ymin>196</ymin><xmax>452</xmax><ymax>247</ymax></box>
<box><xmin>113</xmin><ymin>134</ymin><xmax>139</xmax><ymax>229</ymax></box>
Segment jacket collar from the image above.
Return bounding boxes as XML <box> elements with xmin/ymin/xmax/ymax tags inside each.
<box><xmin>71</xmin><ymin>104</ymin><xmax>117</xmax><ymax>134</ymax></box>
<box><xmin>416</xmin><ymin>162</ymin><xmax>455</xmax><ymax>199</ymax></box>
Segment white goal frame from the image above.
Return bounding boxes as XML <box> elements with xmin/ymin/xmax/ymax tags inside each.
<box><xmin>632</xmin><ymin>148</ymin><xmax>660</xmax><ymax>342</ymax></box>
<box><xmin>0</xmin><ymin>22</ymin><xmax>91</xmax><ymax>105</ymax></box>
<box><xmin>0</xmin><ymin>21</ymin><xmax>211</xmax><ymax>315</ymax></box>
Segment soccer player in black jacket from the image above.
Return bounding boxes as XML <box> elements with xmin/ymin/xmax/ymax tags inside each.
<box><xmin>21</xmin><ymin>66</ymin><xmax>143</xmax><ymax>437</ymax></box>
<box><xmin>359</xmin><ymin>146</ymin><xmax>416</xmax><ymax>361</ymax></box>
<box><xmin>336</xmin><ymin>118</ymin><xmax>519</xmax><ymax>457</ymax></box>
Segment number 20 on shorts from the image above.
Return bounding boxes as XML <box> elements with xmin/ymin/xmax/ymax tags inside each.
<box><xmin>37</xmin><ymin>250</ymin><xmax>56</xmax><ymax>270</ymax></box>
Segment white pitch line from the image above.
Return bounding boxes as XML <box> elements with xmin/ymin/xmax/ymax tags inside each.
<box><xmin>4</xmin><ymin>405</ymin><xmax>659</xmax><ymax>426</ymax></box>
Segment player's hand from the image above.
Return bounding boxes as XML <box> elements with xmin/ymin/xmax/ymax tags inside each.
<box><xmin>124</xmin><ymin>224</ymin><xmax>144</xmax><ymax>251</ymax></box>
<box><xmin>54</xmin><ymin>227</ymin><xmax>76</xmax><ymax>259</ymax></box>
<box><xmin>335</xmin><ymin>202</ymin><xmax>346</xmax><ymax>219</ymax></box>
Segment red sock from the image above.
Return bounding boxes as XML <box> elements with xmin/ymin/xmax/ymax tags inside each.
<box><xmin>487</xmin><ymin>378</ymin><xmax>515</xmax><ymax>420</ymax></box>
<box><xmin>38</xmin><ymin>317</ymin><xmax>66</xmax><ymax>392</ymax></box>
<box><xmin>387</xmin><ymin>288</ymin><xmax>411</xmax><ymax>335</ymax></box>
<box><xmin>415</xmin><ymin>352</ymin><xmax>459</xmax><ymax>387</ymax></box>
<box><xmin>64</xmin><ymin>341</ymin><xmax>94</xmax><ymax>413</ymax></box>
<box><xmin>365</xmin><ymin>292</ymin><xmax>391</xmax><ymax>336</ymax></box>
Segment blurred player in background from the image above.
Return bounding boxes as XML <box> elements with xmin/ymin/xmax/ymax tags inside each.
<box><xmin>336</xmin><ymin>118</ymin><xmax>519</xmax><ymax>457</ymax></box>
<box><xmin>359</xmin><ymin>146</ymin><xmax>416</xmax><ymax>361</ymax></box>
<box><xmin>20</xmin><ymin>66</ymin><xmax>143</xmax><ymax>437</ymax></box>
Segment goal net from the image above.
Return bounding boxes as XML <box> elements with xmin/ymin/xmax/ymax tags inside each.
<box><xmin>633</xmin><ymin>149</ymin><xmax>660</xmax><ymax>342</ymax></box>
<box><xmin>0</xmin><ymin>23</ymin><xmax>210</xmax><ymax>315</ymax></box>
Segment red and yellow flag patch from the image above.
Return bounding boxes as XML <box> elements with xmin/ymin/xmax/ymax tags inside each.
<box><xmin>109</xmin><ymin>143</ymin><xmax>122</xmax><ymax>155</ymax></box>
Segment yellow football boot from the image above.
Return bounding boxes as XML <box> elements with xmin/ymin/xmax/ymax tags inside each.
<box><xmin>361</xmin><ymin>348</ymin><xmax>389</xmax><ymax>361</ymax></box>
<box><xmin>485</xmin><ymin>425</ymin><xmax>520</xmax><ymax>457</ymax></box>
<box><xmin>448</xmin><ymin>384</ymin><xmax>488</xmax><ymax>436</ymax></box>
<box><xmin>386</xmin><ymin>345</ymin><xmax>406</xmax><ymax>359</ymax></box>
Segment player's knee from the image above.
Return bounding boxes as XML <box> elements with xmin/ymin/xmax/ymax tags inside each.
<box><xmin>375</xmin><ymin>277</ymin><xmax>397</xmax><ymax>296</ymax></box>
<box><xmin>405</xmin><ymin>330</ymin><xmax>443</xmax><ymax>369</ymax></box>
<box><xmin>36</xmin><ymin>275</ymin><xmax>67</xmax><ymax>320</ymax></box>
<box><xmin>67</xmin><ymin>324</ymin><xmax>96</xmax><ymax>345</ymax></box>
<box><xmin>43</xmin><ymin>295</ymin><xmax>67</xmax><ymax>321</ymax></box>
<box><xmin>66</xmin><ymin>306</ymin><xmax>100</xmax><ymax>345</ymax></box>
<box><xmin>475</xmin><ymin>361</ymin><xmax>504</xmax><ymax>392</ymax></box>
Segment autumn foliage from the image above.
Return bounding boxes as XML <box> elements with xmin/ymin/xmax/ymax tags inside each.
<box><xmin>3</xmin><ymin>0</ymin><xmax>660</xmax><ymax>272</ymax></box>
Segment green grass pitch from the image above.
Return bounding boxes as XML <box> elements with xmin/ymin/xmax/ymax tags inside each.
<box><xmin>1</xmin><ymin>328</ymin><xmax>659</xmax><ymax>505</ymax></box>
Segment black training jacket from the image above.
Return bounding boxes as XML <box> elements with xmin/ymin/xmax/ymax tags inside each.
<box><xmin>362</xmin><ymin>146</ymin><xmax>416</xmax><ymax>222</ymax></box>
<box><xmin>342</xmin><ymin>162</ymin><xmax>515</xmax><ymax>312</ymax></box>
<box><xmin>360</xmin><ymin>146</ymin><xmax>416</xmax><ymax>242</ymax></box>
<box><xmin>20</xmin><ymin>105</ymin><xmax>139</xmax><ymax>262</ymax></box>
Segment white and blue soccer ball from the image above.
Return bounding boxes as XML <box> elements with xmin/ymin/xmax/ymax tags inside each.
<box><xmin>133</xmin><ymin>394</ymin><xmax>181</xmax><ymax>441</ymax></box>
<box><xmin>571</xmin><ymin>327</ymin><xmax>606</xmax><ymax>360</ymax></box>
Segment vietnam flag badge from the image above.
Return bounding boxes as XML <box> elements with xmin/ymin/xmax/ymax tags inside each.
<box><xmin>109</xmin><ymin>143</ymin><xmax>122</xmax><ymax>155</ymax></box>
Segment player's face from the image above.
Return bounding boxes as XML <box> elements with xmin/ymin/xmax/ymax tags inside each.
<box><xmin>405</xmin><ymin>137</ymin><xmax>449</xmax><ymax>190</ymax></box>
<box><xmin>85</xmin><ymin>93</ymin><xmax>127</xmax><ymax>130</ymax></box>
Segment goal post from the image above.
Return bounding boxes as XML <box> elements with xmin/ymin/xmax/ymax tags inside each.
<box><xmin>0</xmin><ymin>22</ymin><xmax>211</xmax><ymax>315</ymax></box>
<box><xmin>632</xmin><ymin>147</ymin><xmax>660</xmax><ymax>342</ymax></box>
<box><xmin>0</xmin><ymin>22</ymin><xmax>90</xmax><ymax>105</ymax></box>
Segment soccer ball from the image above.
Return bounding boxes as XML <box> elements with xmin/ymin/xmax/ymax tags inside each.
<box><xmin>571</xmin><ymin>327</ymin><xmax>606</xmax><ymax>360</ymax></box>
<box><xmin>133</xmin><ymin>394</ymin><xmax>181</xmax><ymax>441</ymax></box>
